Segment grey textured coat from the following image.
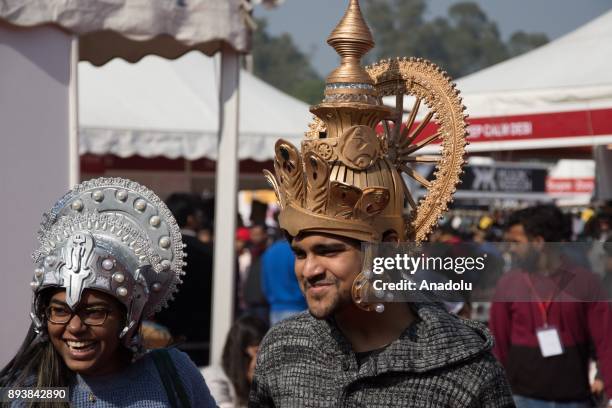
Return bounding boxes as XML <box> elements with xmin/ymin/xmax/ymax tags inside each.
<box><xmin>249</xmin><ymin>304</ymin><xmax>514</xmax><ymax>407</ymax></box>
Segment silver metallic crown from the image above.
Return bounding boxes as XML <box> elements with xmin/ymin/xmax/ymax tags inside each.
<box><xmin>30</xmin><ymin>177</ymin><xmax>185</xmax><ymax>346</ymax></box>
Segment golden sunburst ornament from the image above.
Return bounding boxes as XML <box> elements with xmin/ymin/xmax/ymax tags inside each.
<box><xmin>304</xmin><ymin>57</ymin><xmax>467</xmax><ymax>242</ymax></box>
<box><xmin>369</xmin><ymin>57</ymin><xmax>467</xmax><ymax>241</ymax></box>
<box><xmin>270</xmin><ymin>0</ymin><xmax>467</xmax><ymax>245</ymax></box>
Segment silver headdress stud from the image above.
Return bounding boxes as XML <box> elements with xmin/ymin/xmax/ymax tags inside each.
<box><xmin>30</xmin><ymin>177</ymin><xmax>185</xmax><ymax>347</ymax></box>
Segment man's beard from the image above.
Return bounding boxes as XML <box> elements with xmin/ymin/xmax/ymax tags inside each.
<box><xmin>303</xmin><ymin>278</ymin><xmax>350</xmax><ymax>319</ymax></box>
<box><xmin>307</xmin><ymin>294</ymin><xmax>341</xmax><ymax>319</ymax></box>
<box><xmin>512</xmin><ymin>247</ymin><xmax>540</xmax><ymax>272</ymax></box>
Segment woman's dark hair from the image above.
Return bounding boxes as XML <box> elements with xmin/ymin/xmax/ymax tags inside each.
<box><xmin>0</xmin><ymin>290</ymin><xmax>72</xmax><ymax>408</ymax></box>
<box><xmin>221</xmin><ymin>315</ymin><xmax>269</xmax><ymax>405</ymax></box>
<box><xmin>165</xmin><ymin>193</ymin><xmax>201</xmax><ymax>229</ymax></box>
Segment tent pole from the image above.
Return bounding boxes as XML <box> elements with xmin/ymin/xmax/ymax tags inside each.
<box><xmin>210</xmin><ymin>46</ymin><xmax>240</xmax><ymax>365</ymax></box>
<box><xmin>69</xmin><ymin>35</ymin><xmax>80</xmax><ymax>186</ymax></box>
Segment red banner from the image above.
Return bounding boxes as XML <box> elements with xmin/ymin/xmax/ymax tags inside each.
<box><xmin>546</xmin><ymin>177</ymin><xmax>595</xmax><ymax>194</ymax></box>
<box><xmin>381</xmin><ymin>107</ymin><xmax>612</xmax><ymax>146</ymax></box>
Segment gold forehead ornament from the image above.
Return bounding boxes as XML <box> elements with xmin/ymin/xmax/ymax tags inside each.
<box><xmin>265</xmin><ymin>0</ymin><xmax>467</xmax><ymax>245</ymax></box>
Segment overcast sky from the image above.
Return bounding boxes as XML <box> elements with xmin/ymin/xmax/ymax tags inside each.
<box><xmin>254</xmin><ymin>0</ymin><xmax>612</xmax><ymax>77</ymax></box>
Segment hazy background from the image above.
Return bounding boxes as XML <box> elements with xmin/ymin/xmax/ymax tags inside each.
<box><xmin>255</xmin><ymin>0</ymin><xmax>612</xmax><ymax>78</ymax></box>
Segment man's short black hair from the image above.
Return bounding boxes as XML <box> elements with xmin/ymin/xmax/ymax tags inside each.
<box><xmin>165</xmin><ymin>193</ymin><xmax>199</xmax><ymax>228</ymax></box>
<box><xmin>506</xmin><ymin>205</ymin><xmax>571</xmax><ymax>242</ymax></box>
<box><xmin>249</xmin><ymin>223</ymin><xmax>267</xmax><ymax>231</ymax></box>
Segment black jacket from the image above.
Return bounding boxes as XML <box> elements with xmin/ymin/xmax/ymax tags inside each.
<box><xmin>156</xmin><ymin>235</ymin><xmax>213</xmax><ymax>365</ymax></box>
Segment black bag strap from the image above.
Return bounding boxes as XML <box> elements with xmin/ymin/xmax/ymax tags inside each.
<box><xmin>151</xmin><ymin>349</ymin><xmax>191</xmax><ymax>408</ymax></box>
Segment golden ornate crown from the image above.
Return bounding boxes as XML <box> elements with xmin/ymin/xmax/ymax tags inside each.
<box><xmin>265</xmin><ymin>0</ymin><xmax>467</xmax><ymax>243</ymax></box>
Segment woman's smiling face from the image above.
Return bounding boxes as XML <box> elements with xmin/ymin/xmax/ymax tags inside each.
<box><xmin>46</xmin><ymin>289</ymin><xmax>128</xmax><ymax>376</ymax></box>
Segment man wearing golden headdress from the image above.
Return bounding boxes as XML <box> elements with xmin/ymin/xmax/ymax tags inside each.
<box><xmin>249</xmin><ymin>1</ymin><xmax>514</xmax><ymax>406</ymax></box>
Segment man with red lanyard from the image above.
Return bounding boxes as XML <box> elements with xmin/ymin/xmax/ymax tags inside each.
<box><xmin>490</xmin><ymin>205</ymin><xmax>612</xmax><ymax>408</ymax></box>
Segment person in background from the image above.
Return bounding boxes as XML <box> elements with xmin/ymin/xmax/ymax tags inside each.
<box><xmin>604</xmin><ymin>238</ymin><xmax>612</xmax><ymax>297</ymax></box>
<box><xmin>236</xmin><ymin>227</ymin><xmax>252</xmax><ymax>282</ymax></box>
<box><xmin>197</xmin><ymin>195</ymin><xmax>216</xmax><ymax>246</ymax></box>
<box><xmin>198</xmin><ymin>220</ymin><xmax>214</xmax><ymax>246</ymax></box>
<box><xmin>243</xmin><ymin>224</ymin><xmax>270</xmax><ymax>322</ymax></box>
<box><xmin>430</xmin><ymin>223</ymin><xmax>462</xmax><ymax>244</ymax></box>
<box><xmin>156</xmin><ymin>193</ymin><xmax>214</xmax><ymax>366</ymax></box>
<box><xmin>236</xmin><ymin>227</ymin><xmax>252</xmax><ymax>313</ymax></box>
<box><xmin>582</xmin><ymin>213</ymin><xmax>612</xmax><ymax>277</ymax></box>
<box><xmin>594</xmin><ymin>237</ymin><xmax>612</xmax><ymax>407</ymax></box>
<box><xmin>489</xmin><ymin>205</ymin><xmax>612</xmax><ymax>408</ymax></box>
<box><xmin>141</xmin><ymin>321</ymin><xmax>174</xmax><ymax>350</ymax></box>
<box><xmin>202</xmin><ymin>316</ymin><xmax>268</xmax><ymax>408</ymax></box>
<box><xmin>261</xmin><ymin>239</ymin><xmax>307</xmax><ymax>325</ymax></box>
<box><xmin>248</xmin><ymin>224</ymin><xmax>269</xmax><ymax>256</ymax></box>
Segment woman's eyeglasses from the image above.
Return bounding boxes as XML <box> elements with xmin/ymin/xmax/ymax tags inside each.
<box><xmin>45</xmin><ymin>305</ymin><xmax>113</xmax><ymax>326</ymax></box>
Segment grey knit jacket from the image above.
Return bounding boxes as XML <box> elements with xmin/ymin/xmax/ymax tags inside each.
<box><xmin>249</xmin><ymin>304</ymin><xmax>515</xmax><ymax>407</ymax></box>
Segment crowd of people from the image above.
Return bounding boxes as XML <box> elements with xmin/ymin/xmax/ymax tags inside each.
<box><xmin>148</xmin><ymin>191</ymin><xmax>612</xmax><ymax>407</ymax></box>
<box><xmin>1</xmin><ymin>175</ymin><xmax>610</xmax><ymax>408</ymax></box>
<box><xmin>4</xmin><ymin>175</ymin><xmax>609</xmax><ymax>407</ymax></box>
<box><xmin>206</xmin><ymin>199</ymin><xmax>612</xmax><ymax>407</ymax></box>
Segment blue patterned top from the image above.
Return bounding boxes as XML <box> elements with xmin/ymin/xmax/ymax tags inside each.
<box><xmin>11</xmin><ymin>348</ymin><xmax>216</xmax><ymax>407</ymax></box>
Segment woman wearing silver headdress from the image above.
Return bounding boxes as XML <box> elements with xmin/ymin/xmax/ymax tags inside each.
<box><xmin>0</xmin><ymin>177</ymin><xmax>217</xmax><ymax>407</ymax></box>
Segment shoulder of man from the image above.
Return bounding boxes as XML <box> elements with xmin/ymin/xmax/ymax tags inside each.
<box><xmin>250</xmin><ymin>312</ymin><xmax>322</xmax><ymax>406</ymax></box>
<box><xmin>408</xmin><ymin>305</ymin><xmax>514</xmax><ymax>402</ymax></box>
<box><xmin>458</xmin><ymin>351</ymin><xmax>515</xmax><ymax>406</ymax></box>
<box><xmin>256</xmin><ymin>312</ymin><xmax>319</xmax><ymax>361</ymax></box>
<box><xmin>408</xmin><ymin>304</ymin><xmax>496</xmax><ymax>366</ymax></box>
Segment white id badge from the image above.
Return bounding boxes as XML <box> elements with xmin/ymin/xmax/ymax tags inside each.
<box><xmin>536</xmin><ymin>326</ymin><xmax>564</xmax><ymax>357</ymax></box>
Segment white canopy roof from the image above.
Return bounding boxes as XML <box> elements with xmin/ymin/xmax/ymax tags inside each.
<box><xmin>0</xmin><ymin>0</ymin><xmax>249</xmax><ymax>64</ymax></box>
<box><xmin>457</xmin><ymin>9</ymin><xmax>612</xmax><ymax>117</ymax></box>
<box><xmin>454</xmin><ymin>9</ymin><xmax>612</xmax><ymax>152</ymax></box>
<box><xmin>79</xmin><ymin>51</ymin><xmax>311</xmax><ymax>161</ymax></box>
<box><xmin>382</xmin><ymin>9</ymin><xmax>612</xmax><ymax>153</ymax></box>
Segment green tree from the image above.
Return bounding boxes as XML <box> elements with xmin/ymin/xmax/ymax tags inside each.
<box><xmin>364</xmin><ymin>0</ymin><xmax>427</xmax><ymax>62</ymax></box>
<box><xmin>252</xmin><ymin>19</ymin><xmax>325</xmax><ymax>104</ymax></box>
<box><xmin>444</xmin><ymin>2</ymin><xmax>508</xmax><ymax>75</ymax></box>
<box><xmin>507</xmin><ymin>31</ymin><xmax>549</xmax><ymax>57</ymax></box>
<box><xmin>363</xmin><ymin>0</ymin><xmax>548</xmax><ymax>78</ymax></box>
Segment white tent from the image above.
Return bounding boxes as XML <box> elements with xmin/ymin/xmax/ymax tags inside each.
<box><xmin>456</xmin><ymin>9</ymin><xmax>612</xmax><ymax>152</ymax></box>
<box><xmin>1</xmin><ymin>0</ymin><xmax>249</xmax><ymax>64</ymax></box>
<box><xmin>388</xmin><ymin>9</ymin><xmax>612</xmax><ymax>154</ymax></box>
<box><xmin>79</xmin><ymin>51</ymin><xmax>311</xmax><ymax>161</ymax></box>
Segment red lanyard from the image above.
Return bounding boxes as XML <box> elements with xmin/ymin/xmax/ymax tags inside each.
<box><xmin>523</xmin><ymin>273</ymin><xmax>555</xmax><ymax>327</ymax></box>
